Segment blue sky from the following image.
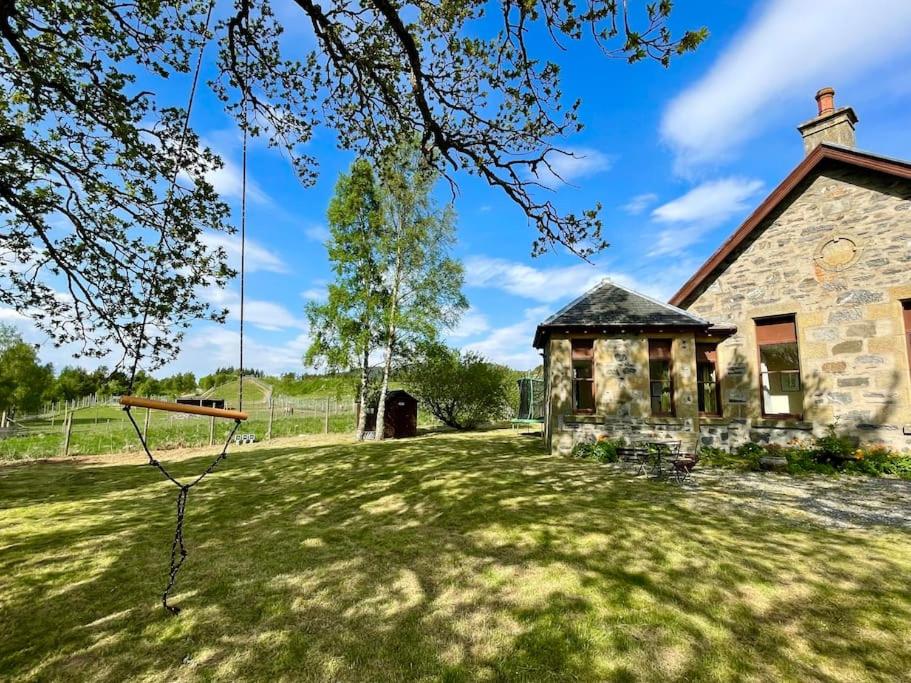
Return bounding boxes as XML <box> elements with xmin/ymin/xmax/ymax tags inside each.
<box><xmin>5</xmin><ymin>0</ymin><xmax>911</xmax><ymax>375</ymax></box>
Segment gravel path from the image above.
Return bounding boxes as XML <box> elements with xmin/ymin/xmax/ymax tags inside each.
<box><xmin>688</xmin><ymin>468</ymin><xmax>911</xmax><ymax>531</ymax></box>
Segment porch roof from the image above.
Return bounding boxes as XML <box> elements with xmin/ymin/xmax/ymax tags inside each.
<box><xmin>533</xmin><ymin>280</ymin><xmax>722</xmax><ymax>348</ymax></box>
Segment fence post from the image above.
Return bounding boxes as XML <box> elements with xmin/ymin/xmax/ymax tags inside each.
<box><xmin>324</xmin><ymin>397</ymin><xmax>330</xmax><ymax>434</ymax></box>
<box><xmin>143</xmin><ymin>408</ymin><xmax>151</xmax><ymax>442</ymax></box>
<box><xmin>62</xmin><ymin>411</ymin><xmax>73</xmax><ymax>457</ymax></box>
<box><xmin>267</xmin><ymin>399</ymin><xmax>274</xmax><ymax>440</ymax></box>
<box><xmin>209</xmin><ymin>415</ymin><xmax>215</xmax><ymax>446</ymax></box>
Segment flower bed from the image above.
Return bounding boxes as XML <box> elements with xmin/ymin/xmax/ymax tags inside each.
<box><xmin>700</xmin><ymin>424</ymin><xmax>911</xmax><ymax>479</ymax></box>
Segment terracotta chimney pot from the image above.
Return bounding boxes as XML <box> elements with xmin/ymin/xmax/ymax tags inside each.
<box><xmin>816</xmin><ymin>87</ymin><xmax>836</xmax><ymax>116</ymax></box>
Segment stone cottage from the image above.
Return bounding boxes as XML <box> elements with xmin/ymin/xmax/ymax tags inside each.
<box><xmin>536</xmin><ymin>88</ymin><xmax>911</xmax><ymax>455</ymax></box>
<box><xmin>533</xmin><ymin>281</ymin><xmax>735</xmax><ymax>454</ymax></box>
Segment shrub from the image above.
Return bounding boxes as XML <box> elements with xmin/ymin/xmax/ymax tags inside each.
<box><xmin>811</xmin><ymin>423</ymin><xmax>855</xmax><ymax>466</ymax></box>
<box><xmin>404</xmin><ymin>343</ymin><xmax>511</xmax><ymax>430</ymax></box>
<box><xmin>697</xmin><ymin>446</ymin><xmax>738</xmax><ymax>468</ymax></box>
<box><xmin>571</xmin><ymin>441</ymin><xmax>595</xmax><ymax>459</ymax></box>
<box><xmin>734</xmin><ymin>441</ymin><xmax>767</xmax><ymax>470</ymax></box>
<box><xmin>571</xmin><ymin>436</ymin><xmax>622</xmax><ymax>463</ymax></box>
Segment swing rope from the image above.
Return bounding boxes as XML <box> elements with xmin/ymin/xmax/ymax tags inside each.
<box><xmin>126</xmin><ymin>0</ymin><xmax>217</xmax><ymax>397</ymax></box>
<box><xmin>119</xmin><ymin>0</ymin><xmax>251</xmax><ymax>615</ymax></box>
<box><xmin>238</xmin><ymin>27</ymin><xmax>249</xmax><ymax>412</ymax></box>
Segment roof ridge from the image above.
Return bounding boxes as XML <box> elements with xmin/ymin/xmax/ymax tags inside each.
<box><xmin>540</xmin><ymin>277</ymin><xmax>610</xmax><ymax>325</ymax></box>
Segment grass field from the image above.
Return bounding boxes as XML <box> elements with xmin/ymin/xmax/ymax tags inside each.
<box><xmin>2</xmin><ymin>431</ymin><xmax>910</xmax><ymax>681</ymax></box>
<box><xmin>202</xmin><ymin>378</ymin><xmax>271</xmax><ymax>404</ymax></box>
<box><xmin>0</xmin><ymin>400</ymin><xmax>356</xmax><ymax>461</ymax></box>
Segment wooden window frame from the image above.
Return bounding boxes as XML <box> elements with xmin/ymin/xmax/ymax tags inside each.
<box><xmin>571</xmin><ymin>339</ymin><xmax>595</xmax><ymax>414</ymax></box>
<box><xmin>648</xmin><ymin>339</ymin><xmax>675</xmax><ymax>417</ymax></box>
<box><xmin>755</xmin><ymin>315</ymin><xmax>803</xmax><ymax>420</ymax></box>
<box><xmin>696</xmin><ymin>343</ymin><xmax>722</xmax><ymax>417</ymax></box>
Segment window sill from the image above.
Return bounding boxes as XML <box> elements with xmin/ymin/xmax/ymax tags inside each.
<box><xmin>754</xmin><ymin>418</ymin><xmax>812</xmax><ymax>430</ymax></box>
<box><xmin>646</xmin><ymin>416</ymin><xmax>683</xmax><ymax>426</ymax></box>
<box><xmin>699</xmin><ymin>415</ymin><xmax>729</xmax><ymax>425</ymax></box>
<box><xmin>563</xmin><ymin>414</ymin><xmax>603</xmax><ymax>425</ymax></box>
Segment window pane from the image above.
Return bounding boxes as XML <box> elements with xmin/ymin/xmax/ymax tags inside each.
<box><xmin>575</xmin><ymin>382</ymin><xmax>594</xmax><ymax>411</ymax></box>
<box><xmin>649</xmin><ymin>359</ymin><xmax>670</xmax><ymax>381</ymax></box>
<box><xmin>697</xmin><ymin>362</ymin><xmax>716</xmax><ymax>383</ymax></box>
<box><xmin>699</xmin><ymin>382</ymin><xmax>718</xmax><ymax>414</ymax></box>
<box><xmin>648</xmin><ymin>355</ymin><xmax>673</xmax><ymax>415</ymax></box>
<box><xmin>573</xmin><ymin>359</ymin><xmax>594</xmax><ymax>411</ymax></box>
<box><xmin>573</xmin><ymin>362</ymin><xmax>592</xmax><ymax>380</ymax></box>
<box><xmin>650</xmin><ymin>384</ymin><xmax>672</xmax><ymax>414</ymax></box>
<box><xmin>759</xmin><ymin>342</ymin><xmax>799</xmax><ymax>371</ymax></box>
<box><xmin>759</xmin><ymin>341</ymin><xmax>803</xmax><ymax>416</ymax></box>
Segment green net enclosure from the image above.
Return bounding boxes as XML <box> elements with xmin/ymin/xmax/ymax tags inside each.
<box><xmin>516</xmin><ymin>378</ymin><xmax>545</xmax><ymax>421</ymax></box>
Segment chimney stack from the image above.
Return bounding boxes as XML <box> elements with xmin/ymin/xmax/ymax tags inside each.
<box><xmin>797</xmin><ymin>87</ymin><xmax>857</xmax><ymax>155</ymax></box>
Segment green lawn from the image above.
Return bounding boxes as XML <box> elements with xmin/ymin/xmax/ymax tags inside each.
<box><xmin>1</xmin><ymin>431</ymin><xmax>910</xmax><ymax>681</ymax></box>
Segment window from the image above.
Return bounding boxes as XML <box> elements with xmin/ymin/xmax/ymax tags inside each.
<box><xmin>756</xmin><ymin>316</ymin><xmax>803</xmax><ymax>418</ymax></box>
<box><xmin>648</xmin><ymin>339</ymin><xmax>674</xmax><ymax>416</ymax></box>
<box><xmin>696</xmin><ymin>343</ymin><xmax>721</xmax><ymax>416</ymax></box>
<box><xmin>571</xmin><ymin>339</ymin><xmax>594</xmax><ymax>413</ymax></box>
<box><xmin>904</xmin><ymin>301</ymin><xmax>911</xmax><ymax>382</ymax></box>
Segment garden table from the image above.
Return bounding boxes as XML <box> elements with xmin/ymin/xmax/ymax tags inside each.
<box><xmin>645</xmin><ymin>440</ymin><xmax>681</xmax><ymax>479</ymax></box>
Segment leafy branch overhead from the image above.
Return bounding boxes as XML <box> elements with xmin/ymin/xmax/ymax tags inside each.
<box><xmin>222</xmin><ymin>0</ymin><xmax>707</xmax><ymax>258</ymax></box>
<box><xmin>1</xmin><ymin>0</ymin><xmax>704</xmax><ymax>368</ymax></box>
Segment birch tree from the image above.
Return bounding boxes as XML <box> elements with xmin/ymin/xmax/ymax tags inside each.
<box><xmin>305</xmin><ymin>160</ymin><xmax>384</xmax><ymax>441</ymax></box>
<box><xmin>373</xmin><ymin>144</ymin><xmax>467</xmax><ymax>440</ymax></box>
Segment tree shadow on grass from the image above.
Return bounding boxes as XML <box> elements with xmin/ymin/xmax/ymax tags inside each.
<box><xmin>2</xmin><ymin>432</ymin><xmax>910</xmax><ymax>680</ymax></box>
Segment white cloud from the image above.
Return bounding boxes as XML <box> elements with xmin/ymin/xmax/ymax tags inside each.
<box><xmin>531</xmin><ymin>147</ymin><xmax>613</xmax><ymax>189</ymax></box>
<box><xmin>304</xmin><ymin>224</ymin><xmax>330</xmax><ymax>243</ymax></box>
<box><xmin>202</xmin><ymin>286</ymin><xmax>306</xmax><ymax>331</ymax></box>
<box><xmin>176</xmin><ymin>328</ymin><xmax>312</xmax><ymax>376</ymax></box>
<box><xmin>465</xmin><ymin>255</ymin><xmax>606</xmax><ymax>303</ymax></box>
<box><xmin>205</xmin><ymin>156</ymin><xmax>270</xmax><ymax>205</ymax></box>
<box><xmin>647</xmin><ymin>178</ymin><xmax>763</xmax><ymax>256</ymax></box>
<box><xmin>652</xmin><ymin>178</ymin><xmax>763</xmax><ymax>225</ymax></box>
<box><xmin>177</xmin><ymin>139</ymin><xmax>272</xmax><ymax>205</ymax></box>
<box><xmin>464</xmin><ymin>253</ymin><xmax>695</xmax><ymax>306</ymax></box>
<box><xmin>661</xmin><ymin>0</ymin><xmax>911</xmax><ymax>168</ymax></box>
<box><xmin>448</xmin><ymin>308</ymin><xmax>490</xmax><ymax>339</ymax></box>
<box><xmin>201</xmin><ymin>233</ymin><xmax>289</xmax><ymax>274</ymax></box>
<box><xmin>0</xmin><ymin>307</ymin><xmax>27</xmax><ymax>322</ymax></box>
<box><xmin>300</xmin><ymin>288</ymin><xmax>325</xmax><ymax>301</ymax></box>
<box><xmin>241</xmin><ymin>300</ymin><xmax>307</xmax><ymax>332</ymax></box>
<box><xmin>622</xmin><ymin>193</ymin><xmax>658</xmax><ymax>215</ymax></box>
<box><xmin>462</xmin><ymin>306</ymin><xmax>549</xmax><ymax>370</ymax></box>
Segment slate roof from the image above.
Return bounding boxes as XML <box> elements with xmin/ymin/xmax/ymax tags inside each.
<box><xmin>533</xmin><ymin>280</ymin><xmax>712</xmax><ymax>348</ymax></box>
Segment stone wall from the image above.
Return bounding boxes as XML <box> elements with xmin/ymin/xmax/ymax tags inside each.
<box><xmin>684</xmin><ymin>166</ymin><xmax>911</xmax><ymax>451</ymax></box>
<box><xmin>544</xmin><ymin>332</ymin><xmax>702</xmax><ymax>455</ymax></box>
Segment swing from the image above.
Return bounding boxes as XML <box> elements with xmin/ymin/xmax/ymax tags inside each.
<box><xmin>119</xmin><ymin>0</ymin><xmax>253</xmax><ymax>615</ymax></box>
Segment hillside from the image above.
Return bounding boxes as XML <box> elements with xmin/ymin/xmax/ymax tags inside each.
<box><xmin>267</xmin><ymin>374</ymin><xmax>357</xmax><ymax>399</ymax></box>
<box><xmin>200</xmin><ymin>378</ymin><xmax>271</xmax><ymax>405</ymax></box>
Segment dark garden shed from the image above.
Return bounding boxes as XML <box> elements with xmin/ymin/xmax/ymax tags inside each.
<box><xmin>364</xmin><ymin>390</ymin><xmax>418</xmax><ymax>439</ymax></box>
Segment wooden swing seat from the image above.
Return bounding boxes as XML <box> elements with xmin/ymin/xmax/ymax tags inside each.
<box><xmin>120</xmin><ymin>395</ymin><xmax>248</xmax><ymax>421</ymax></box>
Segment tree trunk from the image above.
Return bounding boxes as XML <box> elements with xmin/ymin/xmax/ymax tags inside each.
<box><xmin>374</xmin><ymin>243</ymin><xmax>403</xmax><ymax>441</ymax></box>
<box><xmin>375</xmin><ymin>336</ymin><xmax>394</xmax><ymax>441</ymax></box>
<box><xmin>355</xmin><ymin>346</ymin><xmax>370</xmax><ymax>441</ymax></box>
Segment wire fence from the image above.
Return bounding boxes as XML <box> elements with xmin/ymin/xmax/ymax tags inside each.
<box><xmin>0</xmin><ymin>397</ymin><xmax>357</xmax><ymax>461</ymax></box>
